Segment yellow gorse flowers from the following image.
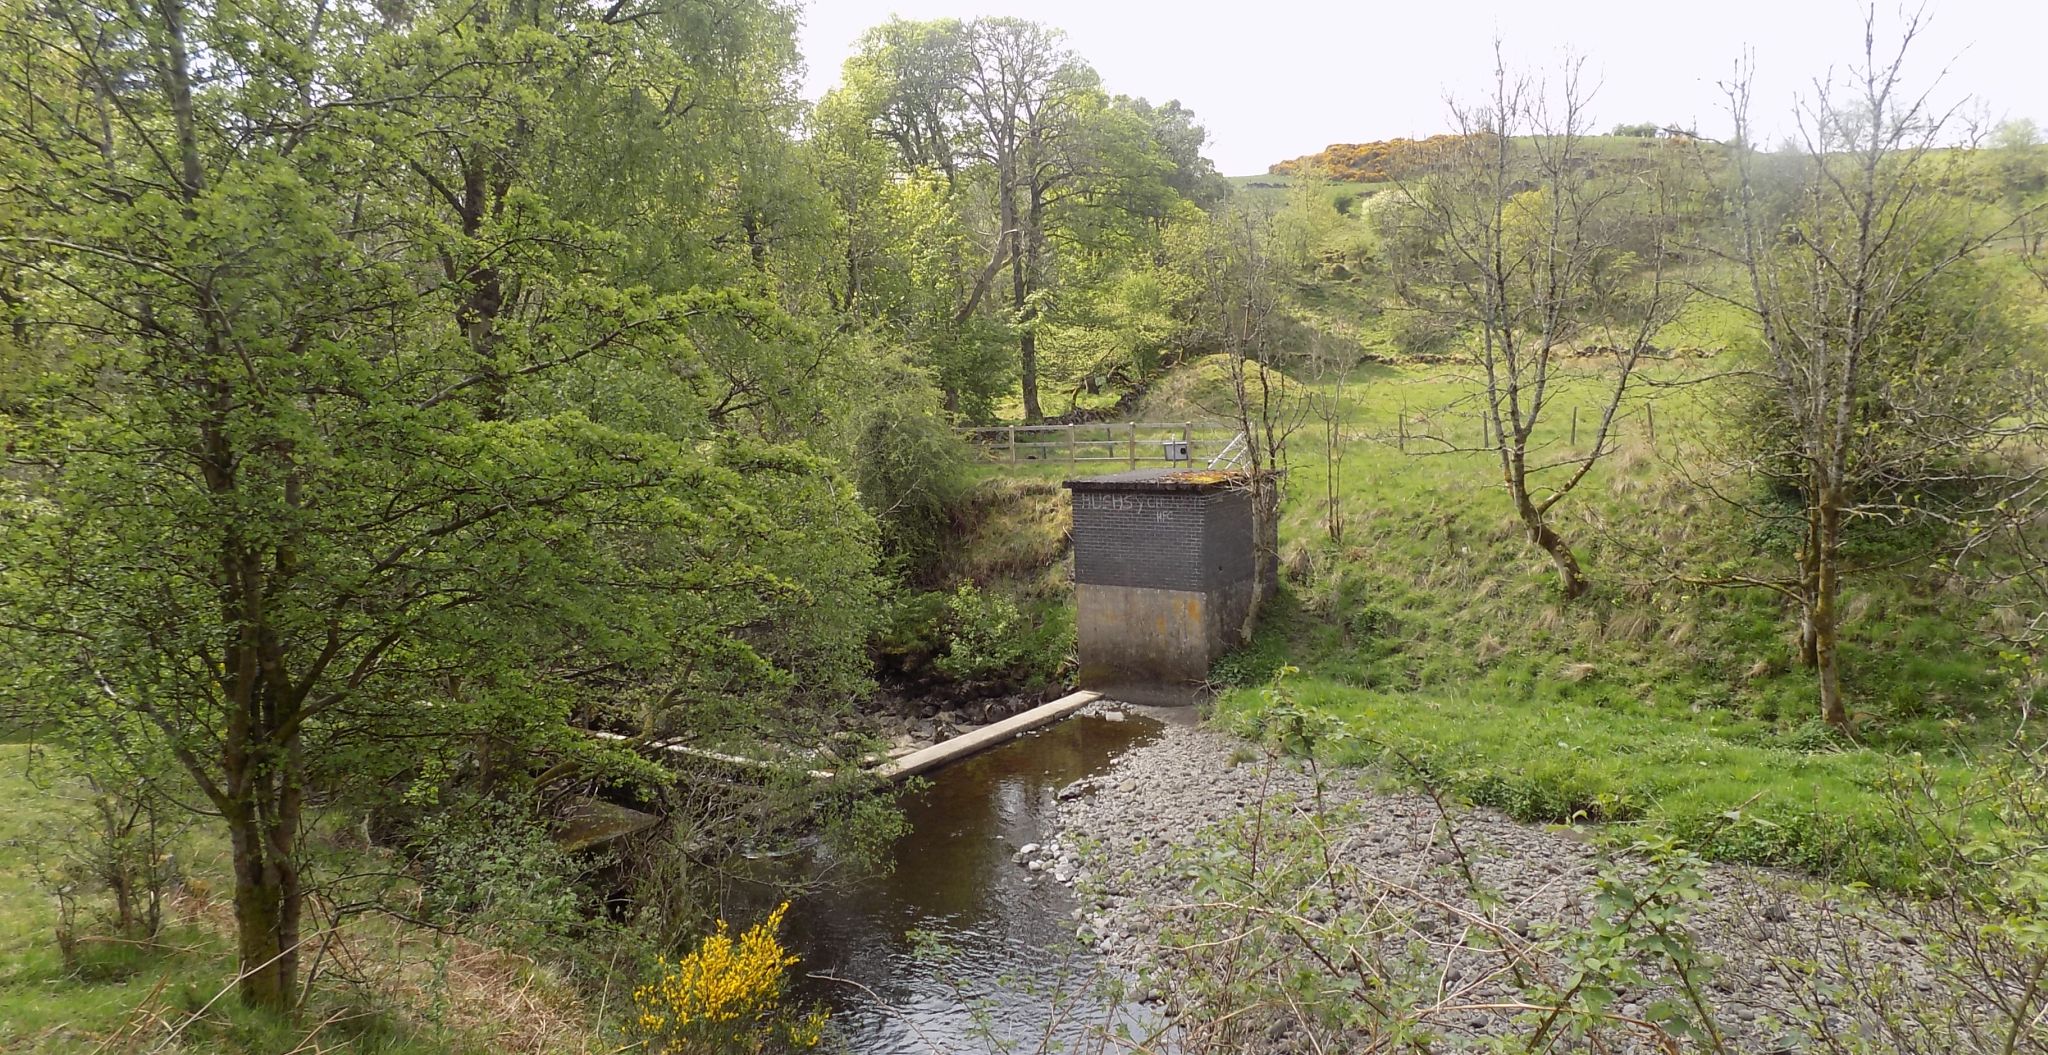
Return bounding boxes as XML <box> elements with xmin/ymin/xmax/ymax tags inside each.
<box><xmin>633</xmin><ymin>902</ymin><xmax>823</xmax><ymax>1052</ymax></box>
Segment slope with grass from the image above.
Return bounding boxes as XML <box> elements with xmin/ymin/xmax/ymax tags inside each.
<box><xmin>1214</xmin><ymin>359</ymin><xmax>2026</xmax><ymax>885</ymax></box>
<box><xmin>957</xmin><ymin>349</ymin><xmax>2029</xmax><ymax>887</ymax></box>
<box><xmin>0</xmin><ymin>738</ymin><xmax>602</xmax><ymax>1055</ymax></box>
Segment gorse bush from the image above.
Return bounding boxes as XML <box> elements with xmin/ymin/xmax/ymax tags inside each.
<box><xmin>633</xmin><ymin>902</ymin><xmax>825</xmax><ymax>1054</ymax></box>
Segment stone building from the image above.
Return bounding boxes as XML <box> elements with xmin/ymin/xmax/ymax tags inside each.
<box><xmin>1064</xmin><ymin>469</ymin><xmax>1276</xmax><ymax>705</ymax></box>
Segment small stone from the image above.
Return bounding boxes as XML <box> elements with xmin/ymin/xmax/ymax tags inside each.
<box><xmin>1103</xmin><ymin>710</ymin><xmax>1127</xmax><ymax>722</ymax></box>
<box><xmin>1763</xmin><ymin>903</ymin><xmax>1792</xmax><ymax>923</ymax></box>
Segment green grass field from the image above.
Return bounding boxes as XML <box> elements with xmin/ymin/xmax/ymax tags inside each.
<box><xmin>966</xmin><ymin>351</ymin><xmax>2030</xmax><ymax>887</ymax></box>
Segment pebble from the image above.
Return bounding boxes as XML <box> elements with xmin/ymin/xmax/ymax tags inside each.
<box><xmin>1046</xmin><ymin>716</ymin><xmax>1961</xmax><ymax>1051</ymax></box>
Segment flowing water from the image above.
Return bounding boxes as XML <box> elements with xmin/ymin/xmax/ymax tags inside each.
<box><xmin>729</xmin><ymin>712</ymin><xmax>1164</xmax><ymax>1055</ymax></box>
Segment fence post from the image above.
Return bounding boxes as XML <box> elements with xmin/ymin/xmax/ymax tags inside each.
<box><xmin>1066</xmin><ymin>424</ymin><xmax>1076</xmax><ymax>470</ymax></box>
<box><xmin>1126</xmin><ymin>421</ymin><xmax>1138</xmax><ymax>468</ymax></box>
<box><xmin>1182</xmin><ymin>421</ymin><xmax>1192</xmax><ymax>463</ymax></box>
<box><xmin>1571</xmin><ymin>406</ymin><xmax>1579</xmax><ymax>446</ymax></box>
<box><xmin>1646</xmin><ymin>405</ymin><xmax>1657</xmax><ymax>445</ymax></box>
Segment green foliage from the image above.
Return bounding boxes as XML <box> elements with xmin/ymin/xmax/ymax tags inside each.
<box><xmin>0</xmin><ymin>0</ymin><xmax>890</xmax><ymax>1015</ymax></box>
<box><xmin>930</xmin><ymin>584</ymin><xmax>1072</xmax><ymax>689</ymax></box>
<box><xmin>933</xmin><ymin>583</ymin><xmax>1029</xmax><ymax>684</ymax></box>
<box><xmin>873</xmin><ymin>582</ymin><xmax>1072</xmax><ymax>693</ymax></box>
<box><xmin>1722</xmin><ymin>245</ymin><xmax>2041</xmax><ymax>500</ymax></box>
<box><xmin>850</xmin><ymin>374</ymin><xmax>977</xmax><ymax>576</ymax></box>
<box><xmin>405</xmin><ymin>796</ymin><xmax>587</xmax><ymax>953</ymax></box>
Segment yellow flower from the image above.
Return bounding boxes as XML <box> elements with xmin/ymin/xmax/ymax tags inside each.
<box><xmin>632</xmin><ymin>903</ymin><xmax>822</xmax><ymax>1053</ymax></box>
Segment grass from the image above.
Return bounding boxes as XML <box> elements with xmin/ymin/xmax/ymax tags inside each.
<box><xmin>1214</xmin><ymin>357</ymin><xmax>2027</xmax><ymax>886</ymax></box>
<box><xmin>959</xmin><ymin>350</ymin><xmax>2033</xmax><ymax>887</ymax></box>
<box><xmin>0</xmin><ymin>740</ymin><xmax>604</xmax><ymax>1054</ymax></box>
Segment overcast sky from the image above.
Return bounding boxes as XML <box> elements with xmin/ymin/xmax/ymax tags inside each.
<box><xmin>795</xmin><ymin>0</ymin><xmax>2048</xmax><ymax>175</ymax></box>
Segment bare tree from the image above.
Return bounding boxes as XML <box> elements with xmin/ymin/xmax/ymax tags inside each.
<box><xmin>1715</xmin><ymin>11</ymin><xmax>2039</xmax><ymax>727</ymax></box>
<box><xmin>1181</xmin><ymin>201</ymin><xmax>1311</xmax><ymax>627</ymax></box>
<box><xmin>1390</xmin><ymin>48</ymin><xmax>1683</xmax><ymax>600</ymax></box>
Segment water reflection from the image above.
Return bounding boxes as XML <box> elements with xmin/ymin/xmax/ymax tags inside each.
<box><xmin>730</xmin><ymin>714</ymin><xmax>1161</xmax><ymax>1055</ymax></box>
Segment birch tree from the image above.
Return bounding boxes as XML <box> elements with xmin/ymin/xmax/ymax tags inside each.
<box><xmin>1392</xmin><ymin>51</ymin><xmax>1683</xmax><ymax>599</ymax></box>
<box><xmin>1717</xmin><ymin>12</ymin><xmax>2039</xmax><ymax>727</ymax></box>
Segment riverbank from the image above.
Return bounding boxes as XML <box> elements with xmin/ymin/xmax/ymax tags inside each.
<box><xmin>1038</xmin><ymin>717</ymin><xmax>2019</xmax><ymax>1053</ymax></box>
<box><xmin>0</xmin><ymin>741</ymin><xmax>605</xmax><ymax>1055</ymax></box>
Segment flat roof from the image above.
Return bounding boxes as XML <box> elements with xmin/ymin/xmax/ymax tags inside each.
<box><xmin>1064</xmin><ymin>468</ymin><xmax>1251</xmax><ymax>493</ymax></box>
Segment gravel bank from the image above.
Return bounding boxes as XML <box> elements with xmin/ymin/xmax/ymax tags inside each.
<box><xmin>1019</xmin><ymin>714</ymin><xmax>2001</xmax><ymax>1053</ymax></box>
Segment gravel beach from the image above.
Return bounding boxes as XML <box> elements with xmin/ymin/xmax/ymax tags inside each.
<box><xmin>1013</xmin><ymin>708</ymin><xmax>2003</xmax><ymax>1053</ymax></box>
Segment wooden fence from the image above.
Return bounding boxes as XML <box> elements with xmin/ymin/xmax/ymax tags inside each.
<box><xmin>960</xmin><ymin>421</ymin><xmax>1240</xmax><ymax>468</ymax></box>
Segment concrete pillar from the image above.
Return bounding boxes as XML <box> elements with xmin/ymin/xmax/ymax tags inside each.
<box><xmin>1064</xmin><ymin>469</ymin><xmax>1271</xmax><ymax>705</ymax></box>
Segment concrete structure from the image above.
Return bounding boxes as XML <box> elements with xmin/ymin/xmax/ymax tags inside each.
<box><xmin>878</xmin><ymin>690</ymin><xmax>1102</xmax><ymax>782</ymax></box>
<box><xmin>1065</xmin><ymin>469</ymin><xmax>1272</xmax><ymax>705</ymax></box>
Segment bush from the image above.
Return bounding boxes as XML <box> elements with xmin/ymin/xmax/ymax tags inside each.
<box><xmin>848</xmin><ymin>374</ymin><xmax>974</xmax><ymax>579</ymax></box>
<box><xmin>875</xmin><ymin>583</ymin><xmax>1072</xmax><ymax>693</ymax></box>
<box><xmin>633</xmin><ymin>902</ymin><xmax>825</xmax><ymax>1054</ymax></box>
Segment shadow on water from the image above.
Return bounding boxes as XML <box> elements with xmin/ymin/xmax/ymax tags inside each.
<box><xmin>728</xmin><ymin>713</ymin><xmax>1162</xmax><ymax>1055</ymax></box>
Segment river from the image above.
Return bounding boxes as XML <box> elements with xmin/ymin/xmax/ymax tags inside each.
<box><xmin>727</xmin><ymin>711</ymin><xmax>1164</xmax><ymax>1055</ymax></box>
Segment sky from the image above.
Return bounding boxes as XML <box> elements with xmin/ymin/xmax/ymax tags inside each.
<box><xmin>795</xmin><ymin>0</ymin><xmax>2048</xmax><ymax>175</ymax></box>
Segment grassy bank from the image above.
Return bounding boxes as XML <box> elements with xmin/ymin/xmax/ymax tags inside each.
<box><xmin>967</xmin><ymin>354</ymin><xmax>2029</xmax><ymax>886</ymax></box>
<box><xmin>0</xmin><ymin>739</ymin><xmax>603</xmax><ymax>1054</ymax></box>
<box><xmin>1234</xmin><ymin>359</ymin><xmax>2023</xmax><ymax>885</ymax></box>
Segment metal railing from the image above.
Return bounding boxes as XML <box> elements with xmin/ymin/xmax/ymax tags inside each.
<box><xmin>1208</xmin><ymin>431</ymin><xmax>1249</xmax><ymax>470</ymax></box>
<box><xmin>959</xmin><ymin>421</ymin><xmax>1239</xmax><ymax>468</ymax></box>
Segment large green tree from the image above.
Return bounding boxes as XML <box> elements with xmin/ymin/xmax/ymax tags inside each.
<box><xmin>0</xmin><ymin>0</ymin><xmax>876</xmax><ymax>1013</ymax></box>
<box><xmin>829</xmin><ymin>16</ymin><xmax>1222</xmax><ymax>424</ymax></box>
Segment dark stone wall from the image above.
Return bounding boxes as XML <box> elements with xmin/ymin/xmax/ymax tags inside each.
<box><xmin>1071</xmin><ymin>490</ymin><xmax>1207</xmax><ymax>591</ymax></box>
<box><xmin>1071</xmin><ymin>489</ymin><xmax>1253</xmax><ymax>594</ymax></box>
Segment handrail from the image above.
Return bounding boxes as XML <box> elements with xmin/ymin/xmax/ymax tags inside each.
<box><xmin>1209</xmin><ymin>431</ymin><xmax>1249</xmax><ymax>470</ymax></box>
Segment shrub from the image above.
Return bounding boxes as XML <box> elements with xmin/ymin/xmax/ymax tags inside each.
<box><xmin>934</xmin><ymin>582</ymin><xmax>1031</xmax><ymax>685</ymax></box>
<box><xmin>633</xmin><ymin>902</ymin><xmax>825</xmax><ymax>1054</ymax></box>
<box><xmin>850</xmin><ymin>385</ymin><xmax>974</xmax><ymax>579</ymax></box>
<box><xmin>876</xmin><ymin>583</ymin><xmax>1072</xmax><ymax>692</ymax></box>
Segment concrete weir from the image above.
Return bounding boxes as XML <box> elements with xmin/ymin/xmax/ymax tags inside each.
<box><xmin>878</xmin><ymin>690</ymin><xmax>1102</xmax><ymax>782</ymax></box>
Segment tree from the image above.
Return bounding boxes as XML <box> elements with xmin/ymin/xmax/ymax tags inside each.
<box><xmin>0</xmin><ymin>0</ymin><xmax>877</xmax><ymax>1013</ymax></box>
<box><xmin>1118</xmin><ymin>97</ymin><xmax>1231</xmax><ymax>209</ymax></box>
<box><xmin>1177</xmin><ymin>201</ymin><xmax>1308</xmax><ymax>623</ymax></box>
<box><xmin>833</xmin><ymin>17</ymin><xmax>1217</xmax><ymax>424</ymax></box>
<box><xmin>1715</xmin><ymin>12</ymin><xmax>2038</xmax><ymax>727</ymax></box>
<box><xmin>957</xmin><ymin>17</ymin><xmax>1098</xmax><ymax>424</ymax></box>
<box><xmin>1390</xmin><ymin>50</ymin><xmax>1682</xmax><ymax>600</ymax></box>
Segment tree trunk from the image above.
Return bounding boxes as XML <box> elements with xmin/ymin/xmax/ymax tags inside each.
<box><xmin>1528</xmin><ymin>517</ymin><xmax>1589</xmax><ymax>601</ymax></box>
<box><xmin>1013</xmin><ymin>188</ymin><xmax>1042</xmax><ymax>424</ymax></box>
<box><xmin>1814</xmin><ymin>499</ymin><xmax>1848</xmax><ymax>728</ymax></box>
<box><xmin>1019</xmin><ymin>330</ymin><xmax>1041</xmax><ymax>424</ymax></box>
<box><xmin>1797</xmin><ymin>500</ymin><xmax>1823</xmax><ymax>668</ymax></box>
<box><xmin>459</xmin><ymin>155</ymin><xmax>507</xmax><ymax>420</ymax></box>
<box><xmin>227</xmin><ymin>797</ymin><xmax>301</xmax><ymax>1012</ymax></box>
<box><xmin>1512</xmin><ymin>465</ymin><xmax>1588</xmax><ymax>601</ymax></box>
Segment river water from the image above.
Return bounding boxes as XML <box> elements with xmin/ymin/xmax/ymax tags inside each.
<box><xmin>729</xmin><ymin>712</ymin><xmax>1163</xmax><ymax>1055</ymax></box>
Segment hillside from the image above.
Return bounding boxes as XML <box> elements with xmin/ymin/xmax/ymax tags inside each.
<box><xmin>1267</xmin><ymin>131</ymin><xmax>1722</xmax><ymax>182</ymax></box>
